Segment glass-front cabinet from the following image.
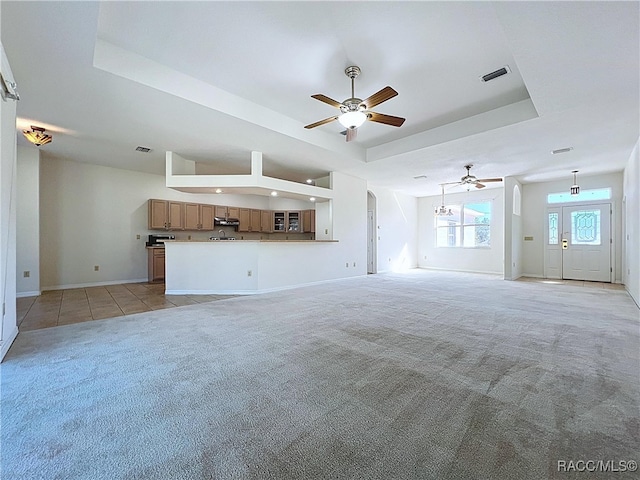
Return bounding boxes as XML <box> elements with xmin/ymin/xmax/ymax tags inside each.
<box><xmin>273</xmin><ymin>211</ymin><xmax>300</xmax><ymax>232</ymax></box>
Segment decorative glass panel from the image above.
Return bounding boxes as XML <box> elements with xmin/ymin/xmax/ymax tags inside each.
<box><xmin>547</xmin><ymin>188</ymin><xmax>611</xmax><ymax>204</ymax></box>
<box><xmin>548</xmin><ymin>213</ymin><xmax>558</xmax><ymax>245</ymax></box>
<box><xmin>571</xmin><ymin>210</ymin><xmax>601</xmax><ymax>245</ymax></box>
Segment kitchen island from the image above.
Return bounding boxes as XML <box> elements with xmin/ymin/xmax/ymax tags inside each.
<box><xmin>164</xmin><ymin>240</ymin><xmax>350</xmax><ymax>295</ymax></box>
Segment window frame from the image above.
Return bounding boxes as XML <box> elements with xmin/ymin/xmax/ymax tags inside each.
<box><xmin>435</xmin><ymin>201</ymin><xmax>492</xmax><ymax>249</ymax></box>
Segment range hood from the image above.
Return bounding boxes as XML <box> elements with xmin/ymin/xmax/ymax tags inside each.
<box><xmin>214</xmin><ymin>216</ymin><xmax>240</xmax><ymax>226</ymax></box>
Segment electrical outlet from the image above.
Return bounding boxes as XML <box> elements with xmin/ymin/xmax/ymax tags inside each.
<box><xmin>325</xmin><ymin>229</ymin><xmax>328</xmax><ymax>234</ymax></box>
<box><xmin>23</xmin><ymin>271</ymin><xmax>30</xmax><ymax>278</ymax></box>
<box><xmin>94</xmin><ymin>265</ymin><xmax>99</xmax><ymax>271</ymax></box>
<box><xmin>136</xmin><ymin>234</ymin><xmax>141</xmax><ymax>240</ymax></box>
<box><xmin>247</xmin><ymin>270</ymin><xmax>252</xmax><ymax>277</ymax></box>
<box><xmin>424</xmin><ymin>256</ymin><xmax>427</xmax><ymax>260</ymax></box>
<box><xmin>353</xmin><ymin>262</ymin><xmax>356</xmax><ymax>267</ymax></box>
<box><xmin>188</xmin><ymin>235</ymin><xmax>192</xmax><ymax>240</ymax></box>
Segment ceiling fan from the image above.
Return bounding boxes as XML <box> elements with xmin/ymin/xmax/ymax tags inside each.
<box><xmin>445</xmin><ymin>164</ymin><xmax>503</xmax><ymax>190</ymax></box>
<box><xmin>304</xmin><ymin>66</ymin><xmax>405</xmax><ymax>142</ymax></box>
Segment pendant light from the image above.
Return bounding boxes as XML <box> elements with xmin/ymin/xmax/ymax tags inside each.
<box><xmin>570</xmin><ymin>170</ymin><xmax>580</xmax><ymax>196</ymax></box>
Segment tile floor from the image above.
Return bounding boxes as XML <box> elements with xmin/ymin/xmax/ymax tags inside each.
<box><xmin>17</xmin><ymin>283</ymin><xmax>237</xmax><ymax>332</ymax></box>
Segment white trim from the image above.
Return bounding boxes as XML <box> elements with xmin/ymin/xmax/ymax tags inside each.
<box><xmin>165</xmin><ymin>275</ymin><xmax>368</xmax><ymax>296</ymax></box>
<box><xmin>41</xmin><ymin>278</ymin><xmax>148</xmax><ymax>291</ymax></box>
<box><xmin>418</xmin><ymin>266</ymin><xmax>503</xmax><ymax>276</ymax></box>
<box><xmin>16</xmin><ymin>290</ymin><xmax>40</xmax><ymax>298</ymax></box>
<box><xmin>0</xmin><ymin>325</ymin><xmax>18</xmax><ymax>362</ymax></box>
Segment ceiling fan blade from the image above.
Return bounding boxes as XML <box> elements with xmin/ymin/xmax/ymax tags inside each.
<box><xmin>367</xmin><ymin>111</ymin><xmax>406</xmax><ymax>127</ymax></box>
<box><xmin>311</xmin><ymin>94</ymin><xmax>343</xmax><ymax>109</ymax></box>
<box><xmin>360</xmin><ymin>86</ymin><xmax>398</xmax><ymax>109</ymax></box>
<box><xmin>304</xmin><ymin>116</ymin><xmax>339</xmax><ymax>129</ymax></box>
<box><xmin>475</xmin><ymin>183</ymin><xmax>486</xmax><ymax>189</ymax></box>
<box><xmin>476</xmin><ymin>178</ymin><xmax>503</xmax><ymax>183</ymax></box>
<box><xmin>346</xmin><ymin>127</ymin><xmax>357</xmax><ymax>142</ymax></box>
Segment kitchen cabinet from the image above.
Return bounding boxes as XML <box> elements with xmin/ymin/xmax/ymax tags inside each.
<box><xmin>273</xmin><ymin>211</ymin><xmax>301</xmax><ymax>233</ymax></box>
<box><xmin>185</xmin><ymin>203</ymin><xmax>215</xmax><ymax>230</ymax></box>
<box><xmin>148</xmin><ymin>199</ymin><xmax>184</xmax><ymax>230</ymax></box>
<box><xmin>147</xmin><ymin>247</ymin><xmax>165</xmax><ymax>282</ymax></box>
<box><xmin>261</xmin><ymin>210</ymin><xmax>272</xmax><ymax>233</ymax></box>
<box><xmin>302</xmin><ymin>209</ymin><xmax>316</xmax><ymax>233</ymax></box>
<box><xmin>287</xmin><ymin>211</ymin><xmax>301</xmax><ymax>232</ymax></box>
<box><xmin>238</xmin><ymin>208</ymin><xmax>263</xmax><ymax>232</ymax></box>
<box><xmin>215</xmin><ymin>205</ymin><xmax>240</xmax><ymax>220</ymax></box>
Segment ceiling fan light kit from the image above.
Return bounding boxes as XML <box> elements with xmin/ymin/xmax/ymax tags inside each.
<box><xmin>305</xmin><ymin>65</ymin><xmax>405</xmax><ymax>142</ymax></box>
<box><xmin>22</xmin><ymin>125</ymin><xmax>52</xmax><ymax>147</ymax></box>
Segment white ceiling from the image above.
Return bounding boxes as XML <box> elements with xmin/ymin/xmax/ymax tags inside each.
<box><xmin>2</xmin><ymin>1</ymin><xmax>638</xmax><ymax>197</ymax></box>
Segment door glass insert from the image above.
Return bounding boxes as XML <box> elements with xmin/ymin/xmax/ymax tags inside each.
<box><xmin>548</xmin><ymin>212</ymin><xmax>558</xmax><ymax>245</ymax></box>
<box><xmin>571</xmin><ymin>210</ymin><xmax>601</xmax><ymax>245</ymax></box>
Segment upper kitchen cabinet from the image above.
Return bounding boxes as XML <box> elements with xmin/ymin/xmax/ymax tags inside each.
<box><xmin>302</xmin><ymin>209</ymin><xmax>316</xmax><ymax>233</ymax></box>
<box><xmin>185</xmin><ymin>203</ymin><xmax>215</xmax><ymax>230</ymax></box>
<box><xmin>215</xmin><ymin>205</ymin><xmax>240</xmax><ymax>220</ymax></box>
<box><xmin>238</xmin><ymin>208</ymin><xmax>262</xmax><ymax>232</ymax></box>
<box><xmin>261</xmin><ymin>210</ymin><xmax>273</xmax><ymax>233</ymax></box>
<box><xmin>273</xmin><ymin>211</ymin><xmax>301</xmax><ymax>233</ymax></box>
<box><xmin>148</xmin><ymin>199</ymin><xmax>184</xmax><ymax>230</ymax></box>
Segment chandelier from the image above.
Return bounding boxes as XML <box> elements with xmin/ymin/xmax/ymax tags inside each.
<box><xmin>435</xmin><ymin>184</ymin><xmax>453</xmax><ymax>216</ymax></box>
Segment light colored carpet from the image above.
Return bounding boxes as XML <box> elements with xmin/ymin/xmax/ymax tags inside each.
<box><xmin>1</xmin><ymin>270</ymin><xmax>638</xmax><ymax>479</ymax></box>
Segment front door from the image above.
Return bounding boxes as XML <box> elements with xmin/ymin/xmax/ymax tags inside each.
<box><xmin>546</xmin><ymin>203</ymin><xmax>611</xmax><ymax>282</ymax></box>
<box><xmin>561</xmin><ymin>204</ymin><xmax>611</xmax><ymax>281</ymax></box>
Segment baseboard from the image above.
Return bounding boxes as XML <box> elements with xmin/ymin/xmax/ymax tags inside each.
<box><xmin>1</xmin><ymin>325</ymin><xmax>19</xmax><ymax>362</ymax></box>
<box><xmin>16</xmin><ymin>290</ymin><xmax>41</xmax><ymax>298</ymax></box>
<box><xmin>42</xmin><ymin>278</ymin><xmax>149</xmax><ymax>291</ymax></box>
<box><xmin>418</xmin><ymin>266</ymin><xmax>504</xmax><ymax>276</ymax></box>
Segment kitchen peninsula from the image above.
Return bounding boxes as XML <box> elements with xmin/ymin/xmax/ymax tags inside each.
<box><xmin>164</xmin><ymin>240</ymin><xmax>340</xmax><ymax>295</ymax></box>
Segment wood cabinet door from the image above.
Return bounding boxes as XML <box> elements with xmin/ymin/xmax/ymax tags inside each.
<box><xmin>149</xmin><ymin>199</ymin><xmax>168</xmax><ymax>229</ymax></box>
<box><xmin>184</xmin><ymin>203</ymin><xmax>200</xmax><ymax>230</ymax></box>
<box><xmin>214</xmin><ymin>205</ymin><xmax>227</xmax><ymax>218</ymax></box>
<box><xmin>250</xmin><ymin>209</ymin><xmax>261</xmax><ymax>232</ymax></box>
<box><xmin>227</xmin><ymin>206</ymin><xmax>240</xmax><ymax>219</ymax></box>
<box><xmin>310</xmin><ymin>209</ymin><xmax>316</xmax><ymax>233</ymax></box>
<box><xmin>302</xmin><ymin>210</ymin><xmax>311</xmax><ymax>232</ymax></box>
<box><xmin>168</xmin><ymin>201</ymin><xmax>184</xmax><ymax>230</ymax></box>
<box><xmin>153</xmin><ymin>251</ymin><xmax>165</xmax><ymax>281</ymax></box>
<box><xmin>200</xmin><ymin>204</ymin><xmax>215</xmax><ymax>230</ymax></box>
<box><xmin>238</xmin><ymin>208</ymin><xmax>251</xmax><ymax>232</ymax></box>
<box><xmin>261</xmin><ymin>210</ymin><xmax>272</xmax><ymax>233</ymax></box>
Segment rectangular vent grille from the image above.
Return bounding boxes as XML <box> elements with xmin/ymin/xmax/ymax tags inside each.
<box><xmin>135</xmin><ymin>146</ymin><xmax>151</xmax><ymax>153</ymax></box>
<box><xmin>480</xmin><ymin>66</ymin><xmax>511</xmax><ymax>82</ymax></box>
<box><xmin>552</xmin><ymin>147</ymin><xmax>573</xmax><ymax>155</ymax></box>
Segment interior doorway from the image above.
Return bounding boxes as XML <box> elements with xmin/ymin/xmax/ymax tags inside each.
<box><xmin>545</xmin><ymin>203</ymin><xmax>612</xmax><ymax>282</ymax></box>
<box><xmin>367</xmin><ymin>191</ymin><xmax>377</xmax><ymax>274</ymax></box>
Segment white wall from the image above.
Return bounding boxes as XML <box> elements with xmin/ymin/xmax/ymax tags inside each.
<box><xmin>330</xmin><ymin>171</ymin><xmax>368</xmax><ymax>276</ymax></box>
<box><xmin>16</xmin><ymin>146</ymin><xmax>39</xmax><ymax>296</ymax></box>
<box><xmin>521</xmin><ymin>172</ymin><xmax>624</xmax><ymax>281</ymax></box>
<box><xmin>368</xmin><ymin>186</ymin><xmax>418</xmax><ymax>272</ymax></box>
<box><xmin>0</xmin><ymin>37</ymin><xmax>19</xmax><ymax>360</ymax></box>
<box><xmin>418</xmin><ymin>187</ymin><xmax>505</xmax><ymax>275</ymax></box>
<box><xmin>623</xmin><ymin>139</ymin><xmax>639</xmax><ymax>305</ymax></box>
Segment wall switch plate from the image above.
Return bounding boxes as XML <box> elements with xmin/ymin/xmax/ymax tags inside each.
<box><xmin>94</xmin><ymin>265</ymin><xmax>99</xmax><ymax>271</ymax></box>
<box><xmin>353</xmin><ymin>262</ymin><xmax>356</xmax><ymax>267</ymax></box>
<box><xmin>346</xmin><ymin>262</ymin><xmax>349</xmax><ymax>267</ymax></box>
<box><xmin>23</xmin><ymin>271</ymin><xmax>30</xmax><ymax>278</ymax></box>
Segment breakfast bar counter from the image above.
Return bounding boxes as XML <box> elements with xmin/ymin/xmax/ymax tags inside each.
<box><xmin>163</xmin><ymin>240</ymin><xmax>343</xmax><ymax>295</ymax></box>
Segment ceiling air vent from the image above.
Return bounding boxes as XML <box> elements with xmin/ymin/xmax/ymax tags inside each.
<box><xmin>135</xmin><ymin>146</ymin><xmax>151</xmax><ymax>153</ymax></box>
<box><xmin>480</xmin><ymin>66</ymin><xmax>511</xmax><ymax>82</ymax></box>
<box><xmin>552</xmin><ymin>147</ymin><xmax>573</xmax><ymax>155</ymax></box>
